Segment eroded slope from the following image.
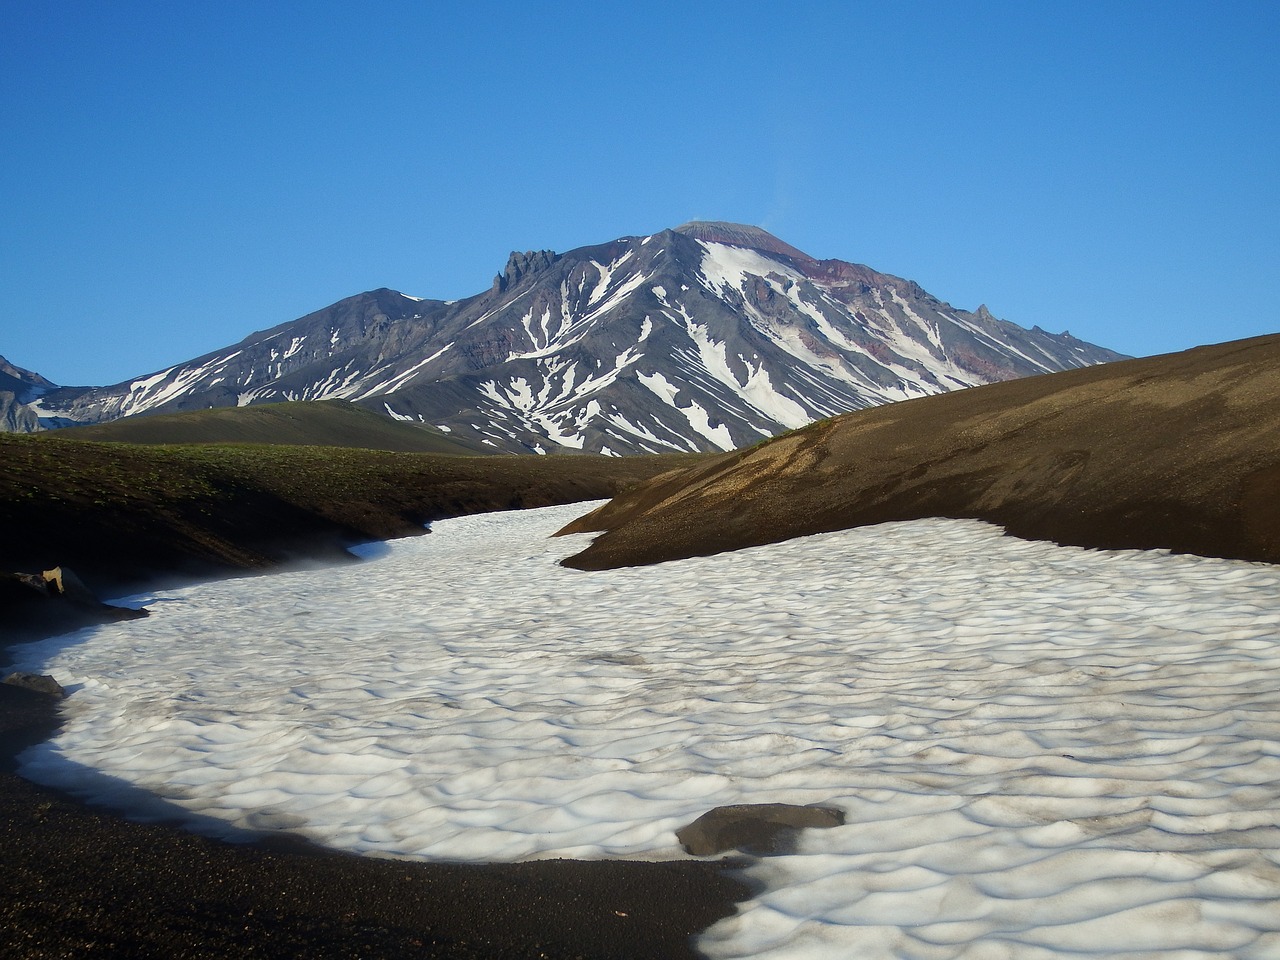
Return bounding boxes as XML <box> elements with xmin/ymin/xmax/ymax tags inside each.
<box><xmin>560</xmin><ymin>333</ymin><xmax>1280</xmax><ymax>568</ymax></box>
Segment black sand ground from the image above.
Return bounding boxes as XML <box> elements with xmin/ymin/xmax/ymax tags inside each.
<box><xmin>1</xmin><ymin>444</ymin><xmax>743</xmax><ymax>959</ymax></box>
<box><xmin>0</xmin><ymin>642</ymin><xmax>748</xmax><ymax>960</ymax></box>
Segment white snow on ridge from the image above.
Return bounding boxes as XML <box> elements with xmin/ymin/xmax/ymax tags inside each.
<box><xmin>604</xmin><ymin>410</ymin><xmax>672</xmax><ymax>448</ymax></box>
<box><xmin>25</xmin><ymin>397</ymin><xmax>88</xmax><ymax>424</ymax></box>
<box><xmin>578</xmin><ymin>267</ymin><xmax>648</xmax><ymax>327</ymax></box>
<box><xmin>686</xmin><ymin>320</ymin><xmax>811</xmax><ymax>429</ymax></box>
<box><xmin>299</xmin><ymin>362</ymin><xmax>366</xmax><ymax>400</ymax></box>
<box><xmin>107</xmin><ymin>351</ymin><xmax>247</xmax><ymax>418</ymax></box>
<box><xmin>657</xmin><ymin>276</ymin><xmax>887</xmax><ymax>411</ymax></box>
<box><xmin>358</xmin><ymin>343</ymin><xmax>453</xmax><ymax>398</ymax></box>
<box><xmin>506</xmin><ymin>261</ymin><xmax>647</xmax><ymax>365</ymax></box>
<box><xmin>15</xmin><ymin>505</ymin><xmax>1280</xmax><ymax>959</ymax></box>
<box><xmin>474</xmin><ymin>345</ymin><xmax>655</xmax><ymax>451</ymax></box>
<box><xmin>128</xmin><ymin>369</ymin><xmax>171</xmax><ymax>394</ymax></box>
<box><xmin>696</xmin><ymin>240</ymin><xmax>803</xmax><ymax>295</ymax></box>
<box><xmin>942</xmin><ymin>304</ymin><xmax>1057</xmax><ymax>372</ymax></box>
<box><xmin>637</xmin><ymin>370</ymin><xmax>735</xmax><ymax>449</ymax></box>
<box><xmin>651</xmin><ymin>286</ymin><xmax>813</xmax><ymax>431</ymax></box>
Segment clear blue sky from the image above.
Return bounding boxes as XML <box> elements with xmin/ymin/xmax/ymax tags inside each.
<box><xmin>3</xmin><ymin>0</ymin><xmax>1276</xmax><ymax>386</ymax></box>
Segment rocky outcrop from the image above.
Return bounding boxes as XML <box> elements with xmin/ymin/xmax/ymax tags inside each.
<box><xmin>1</xmin><ymin>672</ymin><xmax>65</xmax><ymax>698</ymax></box>
<box><xmin>0</xmin><ymin>393</ymin><xmax>40</xmax><ymax>433</ymax></box>
<box><xmin>676</xmin><ymin>803</ymin><xmax>845</xmax><ymax>856</ymax></box>
<box><xmin>0</xmin><ymin>355</ymin><xmax>54</xmax><ymax>434</ymax></box>
<box><xmin>493</xmin><ymin>249</ymin><xmax>557</xmax><ymax>293</ymax></box>
<box><xmin>1</xmin><ymin>567</ymin><xmax>148</xmax><ymax>643</ymax></box>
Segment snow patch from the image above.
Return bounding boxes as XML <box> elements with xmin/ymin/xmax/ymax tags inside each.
<box><xmin>696</xmin><ymin>241</ymin><xmax>802</xmax><ymax>296</ymax></box>
<box><xmin>637</xmin><ymin>370</ymin><xmax>735</xmax><ymax>449</ymax></box>
<box><xmin>15</xmin><ymin>506</ymin><xmax>1280</xmax><ymax>959</ymax></box>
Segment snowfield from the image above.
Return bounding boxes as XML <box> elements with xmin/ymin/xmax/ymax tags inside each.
<box><xmin>15</xmin><ymin>502</ymin><xmax>1280</xmax><ymax>959</ymax></box>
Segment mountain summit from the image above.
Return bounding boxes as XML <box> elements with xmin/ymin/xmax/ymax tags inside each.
<box><xmin>14</xmin><ymin>224</ymin><xmax>1125</xmax><ymax>452</ymax></box>
<box><xmin>673</xmin><ymin>221</ymin><xmax>816</xmax><ymax>262</ymax></box>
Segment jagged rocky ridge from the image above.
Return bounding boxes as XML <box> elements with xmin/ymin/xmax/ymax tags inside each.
<box><xmin>0</xmin><ymin>356</ymin><xmax>55</xmax><ymax>432</ymax></box>
<box><xmin>12</xmin><ymin>223</ymin><xmax>1125</xmax><ymax>453</ymax></box>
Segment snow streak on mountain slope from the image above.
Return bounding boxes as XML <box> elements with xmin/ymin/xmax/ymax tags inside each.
<box><xmin>24</xmin><ymin>223</ymin><xmax>1126</xmax><ymax>452</ymax></box>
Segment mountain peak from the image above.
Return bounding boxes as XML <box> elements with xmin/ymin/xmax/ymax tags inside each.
<box><xmin>672</xmin><ymin>221</ymin><xmax>814</xmax><ymax>263</ymax></box>
<box><xmin>494</xmin><ymin>249</ymin><xmax>556</xmax><ymax>294</ymax></box>
<box><xmin>16</xmin><ymin>223</ymin><xmax>1127</xmax><ymax>450</ymax></box>
<box><xmin>0</xmin><ymin>355</ymin><xmax>56</xmax><ymax>396</ymax></box>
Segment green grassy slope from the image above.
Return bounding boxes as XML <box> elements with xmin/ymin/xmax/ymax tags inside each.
<box><xmin>47</xmin><ymin>400</ymin><xmax>489</xmax><ymax>454</ymax></box>
<box><xmin>1</xmin><ymin>434</ymin><xmax>702</xmax><ymax>594</ymax></box>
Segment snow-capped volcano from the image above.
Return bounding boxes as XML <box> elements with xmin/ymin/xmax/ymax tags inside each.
<box><xmin>19</xmin><ymin>222</ymin><xmax>1125</xmax><ymax>452</ymax></box>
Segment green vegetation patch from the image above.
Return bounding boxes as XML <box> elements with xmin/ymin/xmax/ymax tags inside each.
<box><xmin>47</xmin><ymin>400</ymin><xmax>489</xmax><ymax>455</ymax></box>
<box><xmin>0</xmin><ymin>433</ymin><xmax>705</xmax><ymax>593</ymax></box>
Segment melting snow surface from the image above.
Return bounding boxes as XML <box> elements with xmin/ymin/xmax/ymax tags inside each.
<box><xmin>15</xmin><ymin>504</ymin><xmax>1280</xmax><ymax>959</ymax></box>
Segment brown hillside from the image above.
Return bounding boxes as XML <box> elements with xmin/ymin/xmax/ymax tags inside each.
<box><xmin>560</xmin><ymin>334</ymin><xmax>1280</xmax><ymax>569</ymax></box>
<box><xmin>48</xmin><ymin>399</ymin><xmax>489</xmax><ymax>454</ymax></box>
<box><xmin>0</xmin><ymin>436</ymin><xmax>701</xmax><ymax>597</ymax></box>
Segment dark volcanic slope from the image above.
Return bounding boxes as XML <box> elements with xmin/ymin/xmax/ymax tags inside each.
<box><xmin>49</xmin><ymin>399</ymin><xmax>488</xmax><ymax>454</ymax></box>
<box><xmin>0</xmin><ymin>691</ymin><xmax>744</xmax><ymax>960</ymax></box>
<box><xmin>0</xmin><ymin>688</ymin><xmax>746</xmax><ymax>960</ymax></box>
<box><xmin>0</xmin><ymin>435</ymin><xmax>701</xmax><ymax>596</ymax></box>
<box><xmin>560</xmin><ymin>333</ymin><xmax>1280</xmax><ymax>569</ymax></box>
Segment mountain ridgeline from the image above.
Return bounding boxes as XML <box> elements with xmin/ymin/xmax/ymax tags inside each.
<box><xmin>0</xmin><ymin>355</ymin><xmax>55</xmax><ymax>432</ymax></box>
<box><xmin>7</xmin><ymin>223</ymin><xmax>1125</xmax><ymax>453</ymax></box>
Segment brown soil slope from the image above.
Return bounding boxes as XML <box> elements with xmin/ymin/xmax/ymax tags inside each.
<box><xmin>561</xmin><ymin>333</ymin><xmax>1280</xmax><ymax>569</ymax></box>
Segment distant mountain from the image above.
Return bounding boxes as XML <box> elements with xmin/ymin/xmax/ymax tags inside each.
<box><xmin>10</xmin><ymin>222</ymin><xmax>1126</xmax><ymax>452</ymax></box>
<box><xmin>0</xmin><ymin>356</ymin><xmax>56</xmax><ymax>432</ymax></box>
<box><xmin>559</xmin><ymin>333</ymin><xmax>1280</xmax><ymax>569</ymax></box>
<box><xmin>50</xmin><ymin>400</ymin><xmax>490</xmax><ymax>454</ymax></box>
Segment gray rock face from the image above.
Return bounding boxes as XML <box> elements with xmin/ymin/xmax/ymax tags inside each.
<box><xmin>0</xmin><ymin>355</ymin><xmax>55</xmax><ymax>399</ymax></box>
<box><xmin>0</xmin><ymin>566</ymin><xmax>148</xmax><ymax>642</ymax></box>
<box><xmin>24</xmin><ymin>223</ymin><xmax>1127</xmax><ymax>452</ymax></box>
<box><xmin>0</xmin><ymin>355</ymin><xmax>56</xmax><ymax>433</ymax></box>
<box><xmin>676</xmin><ymin>803</ymin><xmax>846</xmax><ymax>856</ymax></box>
<box><xmin>2</xmin><ymin>672</ymin><xmax>66</xmax><ymax>698</ymax></box>
<box><xmin>494</xmin><ymin>249</ymin><xmax>557</xmax><ymax>293</ymax></box>
<box><xmin>0</xmin><ymin>392</ymin><xmax>41</xmax><ymax>432</ymax></box>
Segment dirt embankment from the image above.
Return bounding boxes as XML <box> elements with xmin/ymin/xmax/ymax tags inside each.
<box><xmin>561</xmin><ymin>334</ymin><xmax>1280</xmax><ymax>570</ymax></box>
